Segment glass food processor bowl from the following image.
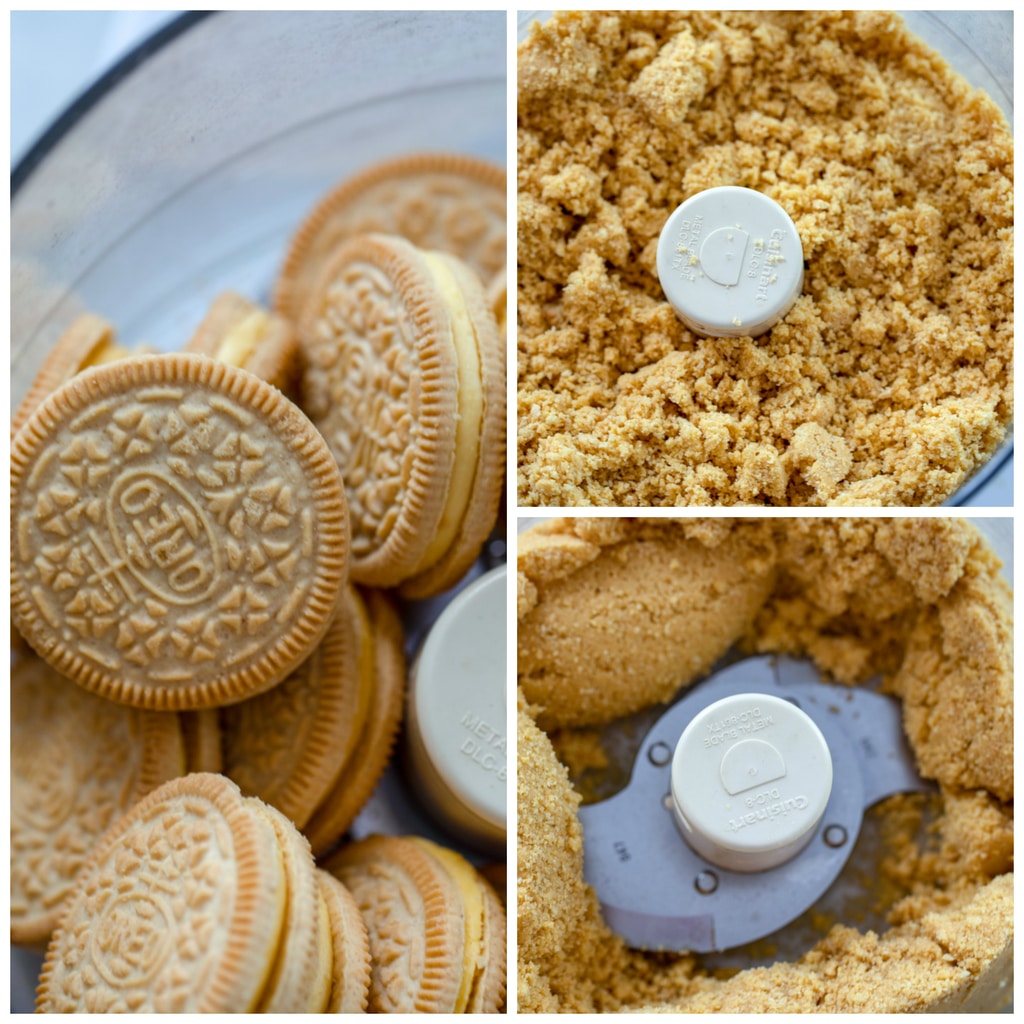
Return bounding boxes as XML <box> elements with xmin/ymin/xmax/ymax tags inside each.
<box><xmin>515</xmin><ymin>10</ymin><xmax>1013</xmax><ymax>506</ymax></box>
<box><xmin>13</xmin><ymin>10</ymin><xmax>506</xmax><ymax>373</ymax></box>
<box><xmin>11</xmin><ymin>10</ymin><xmax>506</xmax><ymax>1011</ymax></box>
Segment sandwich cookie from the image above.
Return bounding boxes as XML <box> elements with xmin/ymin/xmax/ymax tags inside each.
<box><xmin>35</xmin><ymin>773</ymin><xmax>289</xmax><ymax>1012</ymax></box>
<box><xmin>11</xmin><ymin>313</ymin><xmax>152</xmax><ymax>439</ymax></box>
<box><xmin>274</xmin><ymin>152</ymin><xmax>506</xmax><ymax>324</ymax></box>
<box><xmin>323</xmin><ymin>834</ymin><xmax>464</xmax><ymax>1013</ymax></box>
<box><xmin>303</xmin><ymin>588</ymin><xmax>406</xmax><ymax>857</ymax></box>
<box><xmin>409</xmin><ymin>837</ymin><xmax>507</xmax><ymax>1014</ymax></box>
<box><xmin>298</xmin><ymin>232</ymin><xmax>505</xmax><ymax>596</ymax></box>
<box><xmin>324</xmin><ymin>834</ymin><xmax>506</xmax><ymax>1014</ymax></box>
<box><xmin>185</xmin><ymin>291</ymin><xmax>301</xmax><ymax>398</ymax></box>
<box><xmin>11</xmin><ymin>651</ymin><xmax>185</xmax><ymax>947</ymax></box>
<box><xmin>316</xmin><ymin>868</ymin><xmax>372</xmax><ymax>1013</ymax></box>
<box><xmin>220</xmin><ymin>585</ymin><xmax>369</xmax><ymax>831</ymax></box>
<box><xmin>11</xmin><ymin>353</ymin><xmax>349</xmax><ymax>711</ymax></box>
<box><xmin>245</xmin><ymin>799</ymin><xmax>332</xmax><ymax>1013</ymax></box>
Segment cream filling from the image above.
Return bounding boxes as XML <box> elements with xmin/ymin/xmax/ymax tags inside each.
<box><xmin>215</xmin><ymin>309</ymin><xmax>269</xmax><ymax>368</ymax></box>
<box><xmin>411</xmin><ymin>838</ymin><xmax>485</xmax><ymax>1014</ymax></box>
<box><xmin>415</xmin><ymin>255</ymin><xmax>484</xmax><ymax>573</ymax></box>
<box><xmin>80</xmin><ymin>339</ymin><xmax>130</xmax><ymax>368</ymax></box>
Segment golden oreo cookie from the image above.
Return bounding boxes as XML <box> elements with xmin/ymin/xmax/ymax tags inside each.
<box><xmin>298</xmin><ymin>233</ymin><xmax>505</xmax><ymax>595</ymax></box>
<box><xmin>11</xmin><ymin>651</ymin><xmax>185</xmax><ymax>946</ymax></box>
<box><xmin>220</xmin><ymin>586</ymin><xmax>369</xmax><ymax>830</ymax></box>
<box><xmin>409</xmin><ymin>837</ymin><xmax>508</xmax><ymax>1014</ymax></box>
<box><xmin>35</xmin><ymin>773</ymin><xmax>289</xmax><ymax>1012</ymax></box>
<box><xmin>323</xmin><ymin>834</ymin><xmax>466</xmax><ymax>1013</ymax></box>
<box><xmin>11</xmin><ymin>353</ymin><xmax>349</xmax><ymax>710</ymax></box>
<box><xmin>326</xmin><ymin>834</ymin><xmax>507</xmax><ymax>1014</ymax></box>
<box><xmin>185</xmin><ymin>291</ymin><xmax>301</xmax><ymax>397</ymax></box>
<box><xmin>274</xmin><ymin>152</ymin><xmax>506</xmax><ymax>324</ymax></box>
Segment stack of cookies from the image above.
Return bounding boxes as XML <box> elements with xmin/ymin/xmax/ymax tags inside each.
<box><xmin>277</xmin><ymin>153</ymin><xmax>507</xmax><ymax>597</ymax></box>
<box><xmin>10</xmin><ymin>151</ymin><xmax>507</xmax><ymax>1012</ymax></box>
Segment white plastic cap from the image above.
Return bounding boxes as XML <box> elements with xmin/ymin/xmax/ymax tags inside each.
<box><xmin>669</xmin><ymin>693</ymin><xmax>832</xmax><ymax>872</ymax></box>
<box><xmin>656</xmin><ymin>186</ymin><xmax>804</xmax><ymax>338</ymax></box>
<box><xmin>405</xmin><ymin>565</ymin><xmax>507</xmax><ymax>854</ymax></box>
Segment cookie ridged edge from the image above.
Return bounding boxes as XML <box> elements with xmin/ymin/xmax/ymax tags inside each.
<box><xmin>245</xmin><ymin>799</ymin><xmax>322</xmax><ymax>1011</ymax></box>
<box><xmin>10</xmin><ymin>313</ymin><xmax>116</xmax><ymax>439</ymax></box>
<box><xmin>471</xmin><ymin>878</ymin><xmax>508</xmax><ymax>1013</ymax></box>
<box><xmin>316</xmin><ymin>869</ymin><xmax>372</xmax><ymax>1013</ymax></box>
<box><xmin>222</xmin><ymin>589</ymin><xmax>363</xmax><ymax>829</ymax></box>
<box><xmin>185</xmin><ymin>291</ymin><xmax>301</xmax><ymax>396</ymax></box>
<box><xmin>179</xmin><ymin>709</ymin><xmax>223</xmax><ymax>774</ymax></box>
<box><xmin>10</xmin><ymin>353</ymin><xmax>349</xmax><ymax>711</ymax></box>
<box><xmin>274</xmin><ymin>151</ymin><xmax>506</xmax><ymax>322</ymax></box>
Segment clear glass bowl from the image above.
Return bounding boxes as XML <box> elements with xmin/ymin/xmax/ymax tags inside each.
<box><xmin>11</xmin><ymin>10</ymin><xmax>506</xmax><ymax>1011</ymax></box>
<box><xmin>515</xmin><ymin>11</ymin><xmax>1013</xmax><ymax>505</ymax></box>
<box><xmin>13</xmin><ymin>10</ymin><xmax>506</xmax><ymax>375</ymax></box>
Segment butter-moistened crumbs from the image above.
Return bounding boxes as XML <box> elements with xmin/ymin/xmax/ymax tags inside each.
<box><xmin>517</xmin><ymin>518</ymin><xmax>1014</xmax><ymax>1011</ymax></box>
<box><xmin>517</xmin><ymin>11</ymin><xmax>1012</xmax><ymax>505</ymax></box>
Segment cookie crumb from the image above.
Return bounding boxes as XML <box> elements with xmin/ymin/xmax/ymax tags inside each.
<box><xmin>518</xmin><ymin>11</ymin><xmax>1012</xmax><ymax>505</ymax></box>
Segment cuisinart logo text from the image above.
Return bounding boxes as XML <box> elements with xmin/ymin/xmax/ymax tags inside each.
<box><xmin>726</xmin><ymin>794</ymin><xmax>808</xmax><ymax>833</ymax></box>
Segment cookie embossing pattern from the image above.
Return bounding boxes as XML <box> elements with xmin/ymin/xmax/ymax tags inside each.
<box><xmin>26</xmin><ymin>396</ymin><xmax>304</xmax><ymax>664</ymax></box>
<box><xmin>46</xmin><ymin>798</ymin><xmax>233</xmax><ymax>1012</ymax></box>
<box><xmin>12</xmin><ymin>356</ymin><xmax>347</xmax><ymax>709</ymax></box>
<box><xmin>11</xmin><ymin>660</ymin><xmax>143</xmax><ymax>925</ymax></box>
<box><xmin>308</xmin><ymin>263</ymin><xmax>417</xmax><ymax>561</ymax></box>
<box><xmin>348</xmin><ymin>860</ymin><xmax>427</xmax><ymax>1012</ymax></box>
<box><xmin>341</xmin><ymin>175</ymin><xmax>506</xmax><ymax>284</ymax></box>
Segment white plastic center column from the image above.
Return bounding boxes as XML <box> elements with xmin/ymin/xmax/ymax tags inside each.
<box><xmin>404</xmin><ymin>565</ymin><xmax>507</xmax><ymax>855</ymax></box>
<box><xmin>669</xmin><ymin>693</ymin><xmax>832</xmax><ymax>872</ymax></box>
<box><xmin>656</xmin><ymin>186</ymin><xmax>804</xmax><ymax>338</ymax></box>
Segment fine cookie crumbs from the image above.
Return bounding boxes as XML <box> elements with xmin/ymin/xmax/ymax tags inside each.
<box><xmin>517</xmin><ymin>11</ymin><xmax>1012</xmax><ymax>506</ymax></box>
